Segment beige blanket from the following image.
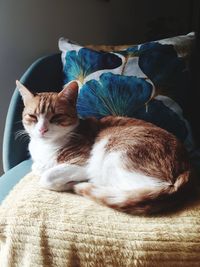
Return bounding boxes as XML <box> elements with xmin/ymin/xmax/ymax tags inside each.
<box><xmin>0</xmin><ymin>172</ymin><xmax>200</xmax><ymax>267</ymax></box>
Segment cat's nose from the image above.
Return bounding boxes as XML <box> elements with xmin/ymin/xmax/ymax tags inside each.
<box><xmin>39</xmin><ymin>127</ymin><xmax>48</xmax><ymax>135</ymax></box>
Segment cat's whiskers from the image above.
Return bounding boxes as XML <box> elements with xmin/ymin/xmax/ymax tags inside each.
<box><xmin>15</xmin><ymin>129</ymin><xmax>30</xmax><ymax>143</ymax></box>
<box><xmin>15</xmin><ymin>120</ymin><xmax>23</xmax><ymax>125</ymax></box>
<box><xmin>68</xmin><ymin>131</ymin><xmax>82</xmax><ymax>140</ymax></box>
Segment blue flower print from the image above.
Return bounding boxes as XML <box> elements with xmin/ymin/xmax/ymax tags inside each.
<box><xmin>134</xmin><ymin>99</ymin><xmax>188</xmax><ymax>142</ymax></box>
<box><xmin>138</xmin><ymin>42</ymin><xmax>189</xmax><ymax>106</ymax></box>
<box><xmin>138</xmin><ymin>42</ymin><xmax>186</xmax><ymax>86</ymax></box>
<box><xmin>110</xmin><ymin>42</ymin><xmax>189</xmax><ymax>104</ymax></box>
<box><xmin>63</xmin><ymin>48</ymin><xmax>122</xmax><ymax>84</ymax></box>
<box><xmin>77</xmin><ymin>72</ymin><xmax>153</xmax><ymax>118</ymax></box>
<box><xmin>115</xmin><ymin>45</ymin><xmax>139</xmax><ymax>57</ymax></box>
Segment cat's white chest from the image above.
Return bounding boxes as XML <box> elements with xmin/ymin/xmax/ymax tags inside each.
<box><xmin>29</xmin><ymin>139</ymin><xmax>59</xmax><ymax>174</ymax></box>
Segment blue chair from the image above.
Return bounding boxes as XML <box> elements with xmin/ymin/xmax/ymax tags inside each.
<box><xmin>0</xmin><ymin>53</ymin><xmax>64</xmax><ymax>203</ymax></box>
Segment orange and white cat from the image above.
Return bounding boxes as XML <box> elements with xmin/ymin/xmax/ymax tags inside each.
<box><xmin>17</xmin><ymin>80</ymin><xmax>194</xmax><ymax>214</ymax></box>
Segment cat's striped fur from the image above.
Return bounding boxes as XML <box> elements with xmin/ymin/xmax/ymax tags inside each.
<box><xmin>17</xmin><ymin>80</ymin><xmax>194</xmax><ymax>214</ymax></box>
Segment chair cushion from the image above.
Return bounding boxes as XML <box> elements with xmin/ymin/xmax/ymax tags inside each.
<box><xmin>0</xmin><ymin>172</ymin><xmax>200</xmax><ymax>267</ymax></box>
<box><xmin>0</xmin><ymin>159</ymin><xmax>32</xmax><ymax>203</ymax></box>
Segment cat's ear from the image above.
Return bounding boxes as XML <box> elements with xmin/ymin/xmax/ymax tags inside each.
<box><xmin>58</xmin><ymin>81</ymin><xmax>79</xmax><ymax>106</ymax></box>
<box><xmin>16</xmin><ymin>80</ymin><xmax>34</xmax><ymax>104</ymax></box>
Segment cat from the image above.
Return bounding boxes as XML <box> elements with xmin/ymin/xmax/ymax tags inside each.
<box><xmin>17</xmin><ymin>80</ymin><xmax>194</xmax><ymax>214</ymax></box>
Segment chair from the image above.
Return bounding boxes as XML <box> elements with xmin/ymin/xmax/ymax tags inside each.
<box><xmin>0</xmin><ymin>53</ymin><xmax>63</xmax><ymax>203</ymax></box>
<box><xmin>1</xmin><ymin>49</ymin><xmax>200</xmax><ymax>267</ymax></box>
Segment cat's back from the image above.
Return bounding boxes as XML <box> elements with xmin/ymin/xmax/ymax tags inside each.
<box><xmin>97</xmin><ymin>116</ymin><xmax>188</xmax><ymax>163</ymax></box>
<box><xmin>98</xmin><ymin>115</ymin><xmax>172</xmax><ymax>143</ymax></box>
<box><xmin>94</xmin><ymin>116</ymin><xmax>189</xmax><ymax>180</ymax></box>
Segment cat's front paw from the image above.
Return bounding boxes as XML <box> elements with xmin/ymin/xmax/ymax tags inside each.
<box><xmin>74</xmin><ymin>182</ymin><xmax>94</xmax><ymax>196</ymax></box>
<box><xmin>39</xmin><ymin>169</ymin><xmax>76</xmax><ymax>192</ymax></box>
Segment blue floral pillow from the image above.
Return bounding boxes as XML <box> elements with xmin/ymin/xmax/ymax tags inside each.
<box><xmin>59</xmin><ymin>33</ymin><xmax>195</xmax><ymax>152</ymax></box>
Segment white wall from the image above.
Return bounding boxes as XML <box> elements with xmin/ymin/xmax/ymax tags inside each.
<box><xmin>0</xmin><ymin>0</ymin><xmax>193</xmax><ymax>174</ymax></box>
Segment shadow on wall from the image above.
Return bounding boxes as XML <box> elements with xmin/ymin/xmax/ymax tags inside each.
<box><xmin>146</xmin><ymin>16</ymin><xmax>189</xmax><ymax>41</ymax></box>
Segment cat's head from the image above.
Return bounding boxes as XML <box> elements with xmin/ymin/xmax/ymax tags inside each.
<box><xmin>17</xmin><ymin>80</ymin><xmax>79</xmax><ymax>141</ymax></box>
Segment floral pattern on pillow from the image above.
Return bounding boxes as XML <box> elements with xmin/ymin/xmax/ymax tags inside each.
<box><xmin>77</xmin><ymin>73</ymin><xmax>154</xmax><ymax>118</ymax></box>
<box><xmin>59</xmin><ymin>33</ymin><xmax>195</xmax><ymax>151</ymax></box>
<box><xmin>63</xmin><ymin>48</ymin><xmax>122</xmax><ymax>84</ymax></box>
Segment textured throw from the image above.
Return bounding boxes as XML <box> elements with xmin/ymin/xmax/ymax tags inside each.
<box><xmin>0</xmin><ymin>172</ymin><xmax>200</xmax><ymax>267</ymax></box>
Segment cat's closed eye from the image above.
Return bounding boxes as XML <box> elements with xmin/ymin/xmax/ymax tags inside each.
<box><xmin>27</xmin><ymin>114</ymin><xmax>38</xmax><ymax>122</ymax></box>
<box><xmin>50</xmin><ymin>114</ymin><xmax>66</xmax><ymax>124</ymax></box>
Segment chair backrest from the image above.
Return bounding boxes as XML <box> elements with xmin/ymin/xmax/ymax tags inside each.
<box><xmin>3</xmin><ymin>53</ymin><xmax>63</xmax><ymax>172</ymax></box>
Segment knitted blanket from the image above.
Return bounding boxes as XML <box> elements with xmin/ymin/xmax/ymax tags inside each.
<box><xmin>0</xmin><ymin>172</ymin><xmax>200</xmax><ymax>267</ymax></box>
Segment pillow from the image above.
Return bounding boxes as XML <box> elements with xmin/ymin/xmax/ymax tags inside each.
<box><xmin>58</xmin><ymin>33</ymin><xmax>195</xmax><ymax>152</ymax></box>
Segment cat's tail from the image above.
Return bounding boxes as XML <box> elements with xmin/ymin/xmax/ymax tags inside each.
<box><xmin>74</xmin><ymin>171</ymin><xmax>194</xmax><ymax>214</ymax></box>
